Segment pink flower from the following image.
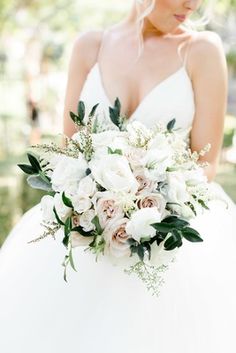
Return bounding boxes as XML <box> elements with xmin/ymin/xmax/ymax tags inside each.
<box><xmin>103</xmin><ymin>218</ymin><xmax>131</xmax><ymax>258</ymax></box>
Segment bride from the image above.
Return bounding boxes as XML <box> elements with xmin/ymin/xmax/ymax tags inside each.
<box><xmin>1</xmin><ymin>1</ymin><xmax>236</xmax><ymax>352</ymax></box>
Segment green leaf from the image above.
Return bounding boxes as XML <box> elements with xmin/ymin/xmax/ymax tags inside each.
<box><xmin>62</xmin><ymin>235</ymin><xmax>70</xmax><ymax>248</ymax></box>
<box><xmin>198</xmin><ymin>199</ymin><xmax>209</xmax><ymax>210</ymax></box>
<box><xmin>62</xmin><ymin>191</ymin><xmax>73</xmax><ymax>208</ymax></box>
<box><xmin>27</xmin><ymin>175</ymin><xmax>53</xmax><ymax>192</ymax></box>
<box><xmin>53</xmin><ymin>206</ymin><xmax>65</xmax><ymax>225</ymax></box>
<box><xmin>85</xmin><ymin>168</ymin><xmax>91</xmax><ymax>176</ymax></box>
<box><xmin>71</xmin><ymin>226</ymin><xmax>93</xmax><ymax>237</ymax></box>
<box><xmin>114</xmin><ymin>97</ymin><xmax>121</xmax><ymax>115</ymax></box>
<box><xmin>38</xmin><ymin>171</ymin><xmax>51</xmax><ymax>184</ymax></box>
<box><xmin>137</xmin><ymin>245</ymin><xmax>145</xmax><ymax>261</ymax></box>
<box><xmin>27</xmin><ymin>153</ymin><xmax>41</xmax><ymax>172</ymax></box>
<box><xmin>164</xmin><ymin>230</ymin><xmax>182</xmax><ymax>250</ymax></box>
<box><xmin>107</xmin><ymin>147</ymin><xmax>122</xmax><ymax>155</ymax></box>
<box><xmin>70</xmin><ymin>111</ymin><xmax>85</xmax><ymax>127</ymax></box>
<box><xmin>17</xmin><ymin>164</ymin><xmax>35</xmax><ymax>175</ymax></box>
<box><xmin>162</xmin><ymin>216</ymin><xmax>189</xmax><ymax>228</ymax></box>
<box><xmin>109</xmin><ymin>98</ymin><xmax>122</xmax><ymax>130</ymax></box>
<box><xmin>77</xmin><ymin>100</ymin><xmax>85</xmax><ymax>121</ymax></box>
<box><xmin>167</xmin><ymin>118</ymin><xmax>176</xmax><ymax>132</ymax></box>
<box><xmin>91</xmin><ymin>215</ymin><xmax>103</xmax><ymax>235</ymax></box>
<box><xmin>64</xmin><ymin>217</ymin><xmax>72</xmax><ymax>237</ymax></box>
<box><xmin>151</xmin><ymin>222</ymin><xmax>174</xmax><ymax>233</ymax></box>
<box><xmin>182</xmin><ymin>227</ymin><xmax>203</xmax><ymax>243</ymax></box>
<box><xmin>89</xmin><ymin>103</ymin><xmax>99</xmax><ymax>117</ymax></box>
<box><xmin>69</xmin><ymin>249</ymin><xmax>77</xmax><ymax>272</ymax></box>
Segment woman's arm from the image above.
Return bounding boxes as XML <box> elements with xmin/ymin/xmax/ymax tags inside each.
<box><xmin>190</xmin><ymin>31</ymin><xmax>228</xmax><ymax>182</ymax></box>
<box><xmin>63</xmin><ymin>30</ymin><xmax>103</xmax><ymax>139</ymax></box>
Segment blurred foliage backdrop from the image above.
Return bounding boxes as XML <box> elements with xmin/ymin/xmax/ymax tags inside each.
<box><xmin>0</xmin><ymin>0</ymin><xmax>236</xmax><ymax>246</ymax></box>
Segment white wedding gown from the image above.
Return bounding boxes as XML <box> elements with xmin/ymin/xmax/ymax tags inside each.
<box><xmin>1</xmin><ymin>31</ymin><xmax>236</xmax><ymax>353</ymax></box>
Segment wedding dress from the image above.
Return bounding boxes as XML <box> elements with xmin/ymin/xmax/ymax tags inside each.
<box><xmin>0</xmin><ymin>30</ymin><xmax>236</xmax><ymax>353</ymax></box>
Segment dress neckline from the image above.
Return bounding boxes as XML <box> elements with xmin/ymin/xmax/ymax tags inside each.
<box><xmin>91</xmin><ymin>62</ymin><xmax>189</xmax><ymax>121</ymax></box>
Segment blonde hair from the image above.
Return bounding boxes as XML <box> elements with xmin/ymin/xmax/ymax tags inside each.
<box><xmin>135</xmin><ymin>0</ymin><xmax>216</xmax><ymax>60</ymax></box>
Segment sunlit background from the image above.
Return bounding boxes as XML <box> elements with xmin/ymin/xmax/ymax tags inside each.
<box><xmin>0</xmin><ymin>0</ymin><xmax>236</xmax><ymax>246</ymax></box>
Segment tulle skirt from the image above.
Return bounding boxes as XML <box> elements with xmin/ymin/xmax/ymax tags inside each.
<box><xmin>0</xmin><ymin>182</ymin><xmax>236</xmax><ymax>353</ymax></box>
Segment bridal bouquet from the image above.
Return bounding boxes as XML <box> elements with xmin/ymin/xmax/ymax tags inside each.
<box><xmin>18</xmin><ymin>98</ymin><xmax>213</xmax><ymax>296</ymax></box>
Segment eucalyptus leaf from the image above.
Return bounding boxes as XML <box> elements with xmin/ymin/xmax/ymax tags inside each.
<box><xmin>27</xmin><ymin>175</ymin><xmax>53</xmax><ymax>192</ymax></box>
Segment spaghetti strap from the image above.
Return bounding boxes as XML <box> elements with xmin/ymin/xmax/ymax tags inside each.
<box><xmin>178</xmin><ymin>31</ymin><xmax>197</xmax><ymax>68</ymax></box>
<box><xmin>96</xmin><ymin>28</ymin><xmax>109</xmax><ymax>64</ymax></box>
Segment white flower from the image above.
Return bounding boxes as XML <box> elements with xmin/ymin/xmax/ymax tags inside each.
<box><xmin>89</xmin><ymin>154</ymin><xmax>139</xmax><ymax>193</ymax></box>
<box><xmin>54</xmin><ymin>192</ymin><xmax>72</xmax><ymax>221</ymax></box>
<box><xmin>103</xmin><ymin>217</ymin><xmax>131</xmax><ymax>258</ymax></box>
<box><xmin>77</xmin><ymin>175</ymin><xmax>96</xmax><ymax>197</ymax></box>
<box><xmin>40</xmin><ymin>195</ymin><xmax>56</xmax><ymax>223</ymax></box>
<box><xmin>79</xmin><ymin>209</ymin><xmax>96</xmax><ymax>232</ymax></box>
<box><xmin>125</xmin><ymin>207</ymin><xmax>162</xmax><ymax>242</ymax></box>
<box><xmin>141</xmin><ymin>148</ymin><xmax>171</xmax><ymax>181</ymax></box>
<box><xmin>147</xmin><ymin>132</ymin><xmax>170</xmax><ymax>150</ymax></box>
<box><xmin>184</xmin><ymin>168</ymin><xmax>207</xmax><ymax>187</ymax></box>
<box><xmin>136</xmin><ymin>192</ymin><xmax>166</xmax><ymax>217</ymax></box>
<box><xmin>149</xmin><ymin>236</ymin><xmax>178</xmax><ymax>267</ymax></box>
<box><xmin>71</xmin><ymin>194</ymin><xmax>92</xmax><ymax>213</ymax></box>
<box><xmin>93</xmin><ymin>191</ymin><xmax>124</xmax><ymax>228</ymax></box>
<box><xmin>70</xmin><ymin>231</ymin><xmax>92</xmax><ymax>247</ymax></box>
<box><xmin>166</xmin><ymin>171</ymin><xmax>190</xmax><ymax>204</ymax></box>
<box><xmin>127</xmin><ymin>121</ymin><xmax>152</xmax><ymax>147</ymax></box>
<box><xmin>134</xmin><ymin>170</ymin><xmax>157</xmax><ymax>193</ymax></box>
<box><xmin>51</xmin><ymin>155</ymin><xmax>88</xmax><ymax>194</ymax></box>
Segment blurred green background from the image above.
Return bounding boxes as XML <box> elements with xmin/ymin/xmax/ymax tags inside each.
<box><xmin>0</xmin><ymin>0</ymin><xmax>236</xmax><ymax>246</ymax></box>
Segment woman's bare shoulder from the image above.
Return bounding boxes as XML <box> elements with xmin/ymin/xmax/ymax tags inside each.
<box><xmin>71</xmin><ymin>29</ymin><xmax>104</xmax><ymax>72</ymax></box>
<box><xmin>189</xmin><ymin>30</ymin><xmax>226</xmax><ymax>78</ymax></box>
<box><xmin>191</xmin><ymin>30</ymin><xmax>225</xmax><ymax>63</ymax></box>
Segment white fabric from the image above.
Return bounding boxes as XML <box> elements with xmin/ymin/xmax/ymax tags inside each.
<box><xmin>0</xmin><ymin>44</ymin><xmax>236</xmax><ymax>353</ymax></box>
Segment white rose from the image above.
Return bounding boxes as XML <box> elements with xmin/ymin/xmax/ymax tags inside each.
<box><xmin>125</xmin><ymin>207</ymin><xmax>162</xmax><ymax>242</ymax></box>
<box><xmin>93</xmin><ymin>191</ymin><xmax>124</xmax><ymax>228</ymax></box>
<box><xmin>78</xmin><ymin>175</ymin><xmax>96</xmax><ymax>197</ymax></box>
<box><xmin>40</xmin><ymin>195</ymin><xmax>56</xmax><ymax>223</ymax></box>
<box><xmin>51</xmin><ymin>155</ymin><xmax>88</xmax><ymax>194</ymax></box>
<box><xmin>54</xmin><ymin>192</ymin><xmax>72</xmax><ymax>221</ymax></box>
<box><xmin>70</xmin><ymin>231</ymin><xmax>92</xmax><ymax>247</ymax></box>
<box><xmin>89</xmin><ymin>154</ymin><xmax>139</xmax><ymax>193</ymax></box>
<box><xmin>103</xmin><ymin>217</ymin><xmax>131</xmax><ymax>258</ymax></box>
<box><xmin>79</xmin><ymin>209</ymin><xmax>96</xmax><ymax>232</ymax></box>
<box><xmin>125</xmin><ymin>147</ymin><xmax>146</xmax><ymax>170</ymax></box>
<box><xmin>71</xmin><ymin>193</ymin><xmax>92</xmax><ymax>213</ymax></box>
<box><xmin>136</xmin><ymin>192</ymin><xmax>166</xmax><ymax>217</ymax></box>
<box><xmin>166</xmin><ymin>171</ymin><xmax>190</xmax><ymax>204</ymax></box>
